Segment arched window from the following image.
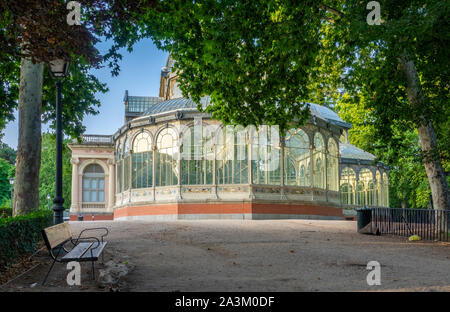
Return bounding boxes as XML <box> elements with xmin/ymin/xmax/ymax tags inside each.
<box><xmin>181</xmin><ymin>124</ymin><xmax>213</xmax><ymax>185</ymax></box>
<box><xmin>156</xmin><ymin>128</ymin><xmax>179</xmax><ymax>186</ymax></box>
<box><xmin>116</xmin><ymin>143</ymin><xmax>123</xmax><ymax>193</ymax></box>
<box><xmin>83</xmin><ymin>164</ymin><xmax>105</xmax><ymax>203</ymax></box>
<box><xmin>132</xmin><ymin>132</ymin><xmax>153</xmax><ymax>189</ymax></box>
<box><xmin>383</xmin><ymin>172</ymin><xmax>389</xmax><ymax>207</ymax></box>
<box><xmin>376</xmin><ymin>170</ymin><xmax>381</xmax><ymax>206</ymax></box>
<box><xmin>216</xmin><ymin>125</ymin><xmax>248</xmax><ymax>184</ymax></box>
<box><xmin>284</xmin><ymin>129</ymin><xmax>309</xmax><ymax>186</ymax></box>
<box><xmin>340</xmin><ymin>183</ymin><xmax>352</xmax><ymax>205</ymax></box>
<box><xmin>313</xmin><ymin>133</ymin><xmax>325</xmax><ymax>189</ymax></box>
<box><xmin>359</xmin><ymin>168</ymin><xmax>373</xmax><ymax>207</ymax></box>
<box><xmin>327</xmin><ymin>139</ymin><xmax>339</xmax><ymax>191</ymax></box>
<box><xmin>123</xmin><ymin>137</ymin><xmax>131</xmax><ymax>191</ymax></box>
<box><xmin>340</xmin><ymin>167</ymin><xmax>356</xmax><ymax>205</ymax></box>
<box><xmin>251</xmin><ymin>126</ymin><xmax>280</xmax><ymax>185</ymax></box>
<box><xmin>368</xmin><ymin>181</ymin><xmax>375</xmax><ymax>206</ymax></box>
<box><xmin>357</xmin><ymin>181</ymin><xmax>365</xmax><ymax>206</ymax></box>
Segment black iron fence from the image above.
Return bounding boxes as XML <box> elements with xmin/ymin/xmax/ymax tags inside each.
<box><xmin>371</xmin><ymin>208</ymin><xmax>450</xmax><ymax>242</ymax></box>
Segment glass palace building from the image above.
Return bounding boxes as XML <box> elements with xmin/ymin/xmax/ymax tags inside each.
<box><xmin>68</xmin><ymin>57</ymin><xmax>389</xmax><ymax>221</ymax></box>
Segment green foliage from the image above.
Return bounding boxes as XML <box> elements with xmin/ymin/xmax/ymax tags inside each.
<box><xmin>322</xmin><ymin>0</ymin><xmax>449</xmax><ymax>145</ymax></box>
<box><xmin>0</xmin><ymin>158</ymin><xmax>14</xmax><ymax>205</ymax></box>
<box><xmin>0</xmin><ymin>142</ymin><xmax>17</xmax><ymax>165</ymax></box>
<box><xmin>0</xmin><ymin>210</ymin><xmax>53</xmax><ymax>270</ymax></box>
<box><xmin>0</xmin><ymin>53</ymin><xmax>19</xmax><ymax>134</ymax></box>
<box><xmin>141</xmin><ymin>1</ymin><xmax>327</xmax><ymax>131</ymax></box>
<box><xmin>39</xmin><ymin>132</ymin><xmax>72</xmax><ymax>210</ymax></box>
<box><xmin>0</xmin><ymin>58</ymin><xmax>108</xmax><ymax>139</ymax></box>
<box><xmin>0</xmin><ymin>206</ymin><xmax>12</xmax><ymax>218</ymax></box>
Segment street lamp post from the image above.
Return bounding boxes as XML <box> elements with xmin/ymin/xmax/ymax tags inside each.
<box><xmin>9</xmin><ymin>178</ymin><xmax>14</xmax><ymax>210</ymax></box>
<box><xmin>49</xmin><ymin>59</ymin><xmax>70</xmax><ymax>225</ymax></box>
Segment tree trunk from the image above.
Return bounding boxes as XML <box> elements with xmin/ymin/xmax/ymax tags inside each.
<box><xmin>399</xmin><ymin>55</ymin><xmax>450</xmax><ymax>211</ymax></box>
<box><xmin>13</xmin><ymin>58</ymin><xmax>44</xmax><ymax>216</ymax></box>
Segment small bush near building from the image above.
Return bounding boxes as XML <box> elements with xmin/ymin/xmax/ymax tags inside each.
<box><xmin>0</xmin><ymin>210</ymin><xmax>53</xmax><ymax>271</ymax></box>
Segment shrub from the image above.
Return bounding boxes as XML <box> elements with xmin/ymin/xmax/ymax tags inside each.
<box><xmin>0</xmin><ymin>204</ymin><xmax>12</xmax><ymax>219</ymax></box>
<box><xmin>0</xmin><ymin>210</ymin><xmax>53</xmax><ymax>270</ymax></box>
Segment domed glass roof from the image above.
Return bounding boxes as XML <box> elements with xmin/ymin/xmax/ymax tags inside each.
<box><xmin>339</xmin><ymin>143</ymin><xmax>376</xmax><ymax>161</ymax></box>
<box><xmin>142</xmin><ymin>98</ymin><xmax>351</xmax><ymax>129</ymax></box>
<box><xmin>143</xmin><ymin>97</ymin><xmax>198</xmax><ymax>115</ymax></box>
<box><xmin>307</xmin><ymin>103</ymin><xmax>351</xmax><ymax>128</ymax></box>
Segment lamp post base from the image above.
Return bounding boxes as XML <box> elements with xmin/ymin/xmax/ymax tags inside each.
<box><xmin>53</xmin><ymin>197</ymin><xmax>65</xmax><ymax>225</ymax></box>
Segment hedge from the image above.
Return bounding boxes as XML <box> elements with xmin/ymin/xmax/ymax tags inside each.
<box><xmin>0</xmin><ymin>207</ymin><xmax>12</xmax><ymax>218</ymax></box>
<box><xmin>0</xmin><ymin>210</ymin><xmax>53</xmax><ymax>270</ymax></box>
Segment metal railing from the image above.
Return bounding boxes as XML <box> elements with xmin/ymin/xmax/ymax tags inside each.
<box><xmin>80</xmin><ymin>134</ymin><xmax>114</xmax><ymax>145</ymax></box>
<box><xmin>371</xmin><ymin>208</ymin><xmax>450</xmax><ymax>242</ymax></box>
<box><xmin>81</xmin><ymin>203</ymin><xmax>106</xmax><ymax>209</ymax></box>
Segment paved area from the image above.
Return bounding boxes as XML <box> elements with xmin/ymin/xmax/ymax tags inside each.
<box><xmin>1</xmin><ymin>220</ymin><xmax>449</xmax><ymax>292</ymax></box>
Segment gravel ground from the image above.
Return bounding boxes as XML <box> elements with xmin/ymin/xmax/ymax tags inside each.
<box><xmin>1</xmin><ymin>219</ymin><xmax>449</xmax><ymax>292</ymax></box>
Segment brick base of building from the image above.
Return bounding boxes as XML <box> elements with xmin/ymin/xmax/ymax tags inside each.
<box><xmin>113</xmin><ymin>202</ymin><xmax>345</xmax><ymax>221</ymax></box>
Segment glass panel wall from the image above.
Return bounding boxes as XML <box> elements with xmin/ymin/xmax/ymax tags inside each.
<box><xmin>123</xmin><ymin>137</ymin><xmax>130</xmax><ymax>191</ymax></box>
<box><xmin>181</xmin><ymin>125</ymin><xmax>213</xmax><ymax>185</ymax></box>
<box><xmin>327</xmin><ymin>139</ymin><xmax>339</xmax><ymax>191</ymax></box>
<box><xmin>368</xmin><ymin>181</ymin><xmax>375</xmax><ymax>206</ymax></box>
<box><xmin>116</xmin><ymin>143</ymin><xmax>123</xmax><ymax>193</ymax></box>
<box><xmin>284</xmin><ymin>128</ymin><xmax>310</xmax><ymax>186</ymax></box>
<box><xmin>132</xmin><ymin>132</ymin><xmax>153</xmax><ymax>189</ymax></box>
<box><xmin>357</xmin><ymin>181</ymin><xmax>365</xmax><ymax>206</ymax></box>
<box><xmin>156</xmin><ymin>128</ymin><xmax>179</xmax><ymax>186</ymax></box>
<box><xmin>376</xmin><ymin>170</ymin><xmax>381</xmax><ymax>206</ymax></box>
<box><xmin>216</xmin><ymin>126</ymin><xmax>248</xmax><ymax>184</ymax></box>
<box><xmin>340</xmin><ymin>167</ymin><xmax>356</xmax><ymax>205</ymax></box>
<box><xmin>251</xmin><ymin>126</ymin><xmax>280</xmax><ymax>185</ymax></box>
<box><xmin>383</xmin><ymin>172</ymin><xmax>389</xmax><ymax>207</ymax></box>
<box><xmin>359</xmin><ymin>168</ymin><xmax>373</xmax><ymax>206</ymax></box>
<box><xmin>313</xmin><ymin>133</ymin><xmax>326</xmax><ymax>189</ymax></box>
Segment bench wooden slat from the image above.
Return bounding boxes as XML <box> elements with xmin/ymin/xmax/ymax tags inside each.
<box><xmin>61</xmin><ymin>242</ymin><xmax>107</xmax><ymax>262</ymax></box>
<box><xmin>43</xmin><ymin>222</ymin><xmax>73</xmax><ymax>249</ymax></box>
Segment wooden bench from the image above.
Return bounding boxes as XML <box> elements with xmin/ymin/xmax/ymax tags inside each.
<box><xmin>41</xmin><ymin>222</ymin><xmax>108</xmax><ymax>285</ymax></box>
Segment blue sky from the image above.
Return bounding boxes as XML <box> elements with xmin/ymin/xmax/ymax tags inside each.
<box><xmin>2</xmin><ymin>39</ymin><xmax>169</xmax><ymax>149</ymax></box>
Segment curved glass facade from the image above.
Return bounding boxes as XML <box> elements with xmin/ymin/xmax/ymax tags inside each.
<box><xmin>327</xmin><ymin>139</ymin><xmax>339</xmax><ymax>191</ymax></box>
<box><xmin>216</xmin><ymin>125</ymin><xmax>248</xmax><ymax>185</ymax></box>
<box><xmin>114</xmin><ymin>122</ymin><xmax>343</xmax><ymax>198</ymax></box>
<box><xmin>132</xmin><ymin>131</ymin><xmax>153</xmax><ymax>189</ymax></box>
<box><xmin>155</xmin><ymin>127</ymin><xmax>179</xmax><ymax>186</ymax></box>
<box><xmin>284</xmin><ymin>128</ymin><xmax>310</xmax><ymax>187</ymax></box>
<box><xmin>113</xmin><ymin>120</ymin><xmax>388</xmax><ymax>209</ymax></box>
<box><xmin>340</xmin><ymin>166</ymin><xmax>389</xmax><ymax>207</ymax></box>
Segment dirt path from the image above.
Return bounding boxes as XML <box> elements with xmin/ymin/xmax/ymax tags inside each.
<box><xmin>1</xmin><ymin>220</ymin><xmax>449</xmax><ymax>292</ymax></box>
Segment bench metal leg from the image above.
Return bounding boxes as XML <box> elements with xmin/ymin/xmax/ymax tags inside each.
<box><xmin>42</xmin><ymin>257</ymin><xmax>57</xmax><ymax>286</ymax></box>
<box><xmin>43</xmin><ymin>247</ymin><xmax>63</xmax><ymax>286</ymax></box>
